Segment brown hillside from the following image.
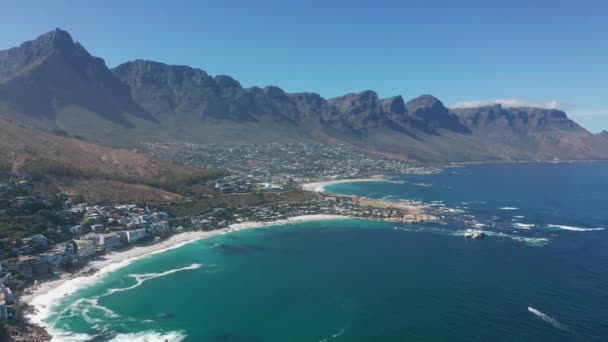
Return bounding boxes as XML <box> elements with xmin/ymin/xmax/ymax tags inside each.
<box><xmin>0</xmin><ymin>118</ymin><xmax>220</xmax><ymax>202</ymax></box>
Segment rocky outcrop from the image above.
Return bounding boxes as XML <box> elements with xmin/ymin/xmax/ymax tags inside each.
<box><xmin>463</xmin><ymin>229</ymin><xmax>487</xmax><ymax>239</ymax></box>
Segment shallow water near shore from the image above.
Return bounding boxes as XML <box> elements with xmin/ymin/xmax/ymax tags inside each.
<box><xmin>40</xmin><ymin>162</ymin><xmax>608</xmax><ymax>341</ymax></box>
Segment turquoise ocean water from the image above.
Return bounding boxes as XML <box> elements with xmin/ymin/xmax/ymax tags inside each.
<box><xmin>39</xmin><ymin>162</ymin><xmax>608</xmax><ymax>341</ymax></box>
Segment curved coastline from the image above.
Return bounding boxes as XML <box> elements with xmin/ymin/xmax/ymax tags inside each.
<box><xmin>24</xmin><ymin>214</ymin><xmax>350</xmax><ymax>340</ymax></box>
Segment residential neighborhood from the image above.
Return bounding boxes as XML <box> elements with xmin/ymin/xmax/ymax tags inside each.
<box><xmin>146</xmin><ymin>143</ymin><xmax>438</xmax><ymax>193</ymax></box>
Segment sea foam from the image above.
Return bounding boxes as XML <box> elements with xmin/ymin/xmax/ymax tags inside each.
<box><xmin>60</xmin><ymin>298</ymin><xmax>120</xmax><ymax>325</ymax></box>
<box><xmin>106</xmin><ymin>263</ymin><xmax>203</xmax><ymax>295</ymax></box>
<box><xmin>109</xmin><ymin>330</ymin><xmax>187</xmax><ymax>342</ymax></box>
<box><xmin>28</xmin><ymin>256</ymin><xmax>142</xmax><ymax>327</ymax></box>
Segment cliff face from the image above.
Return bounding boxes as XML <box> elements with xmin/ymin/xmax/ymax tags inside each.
<box><xmin>1</xmin><ymin>29</ymin><xmax>608</xmax><ymax>162</ymax></box>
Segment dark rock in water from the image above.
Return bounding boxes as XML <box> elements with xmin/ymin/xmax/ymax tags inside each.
<box><xmin>463</xmin><ymin>229</ymin><xmax>486</xmax><ymax>239</ymax></box>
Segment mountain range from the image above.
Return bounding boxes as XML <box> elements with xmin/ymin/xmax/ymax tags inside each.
<box><xmin>1</xmin><ymin>28</ymin><xmax>607</xmax><ymax>162</ymax></box>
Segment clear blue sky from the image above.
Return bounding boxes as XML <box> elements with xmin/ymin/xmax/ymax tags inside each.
<box><xmin>1</xmin><ymin>0</ymin><xmax>606</xmax><ymax>131</ymax></box>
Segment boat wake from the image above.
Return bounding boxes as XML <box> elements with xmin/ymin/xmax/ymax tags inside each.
<box><xmin>528</xmin><ymin>306</ymin><xmax>570</xmax><ymax>332</ymax></box>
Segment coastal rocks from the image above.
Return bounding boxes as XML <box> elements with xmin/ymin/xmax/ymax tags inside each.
<box><xmin>0</xmin><ymin>321</ymin><xmax>52</xmax><ymax>342</ymax></box>
<box><xmin>463</xmin><ymin>229</ymin><xmax>486</xmax><ymax>239</ymax></box>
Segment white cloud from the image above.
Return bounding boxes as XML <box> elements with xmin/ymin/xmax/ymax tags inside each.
<box><xmin>450</xmin><ymin>99</ymin><xmax>567</xmax><ymax>110</ymax></box>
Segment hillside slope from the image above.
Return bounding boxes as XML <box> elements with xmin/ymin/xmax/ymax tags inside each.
<box><xmin>0</xmin><ymin>118</ymin><xmax>219</xmax><ymax>202</ymax></box>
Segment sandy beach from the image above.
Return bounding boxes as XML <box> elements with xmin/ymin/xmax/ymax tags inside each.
<box><xmin>301</xmin><ymin>177</ymin><xmax>386</xmax><ymax>193</ymax></box>
<box><xmin>22</xmin><ymin>214</ymin><xmax>350</xmax><ymax>323</ymax></box>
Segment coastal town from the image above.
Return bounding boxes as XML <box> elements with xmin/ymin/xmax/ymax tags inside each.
<box><xmin>146</xmin><ymin>143</ymin><xmax>438</xmax><ymax>192</ymax></box>
<box><xmin>0</xmin><ymin>145</ymin><xmax>451</xmax><ymax>340</ymax></box>
<box><xmin>0</xmin><ymin>177</ymin><xmax>179</xmax><ymax>340</ymax></box>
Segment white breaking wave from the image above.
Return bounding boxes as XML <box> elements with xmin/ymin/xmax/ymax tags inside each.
<box><xmin>499</xmin><ymin>207</ymin><xmax>519</xmax><ymax>210</ymax></box>
<box><xmin>106</xmin><ymin>263</ymin><xmax>203</xmax><ymax>295</ymax></box>
<box><xmin>109</xmin><ymin>330</ymin><xmax>187</xmax><ymax>342</ymax></box>
<box><xmin>28</xmin><ymin>256</ymin><xmax>144</xmax><ymax>327</ymax></box>
<box><xmin>473</xmin><ymin>231</ymin><xmax>549</xmax><ymax>247</ymax></box>
<box><xmin>396</xmin><ymin>226</ymin><xmax>549</xmax><ymax>247</ymax></box>
<box><xmin>513</xmin><ymin>223</ymin><xmax>535</xmax><ymax>229</ymax></box>
<box><xmin>47</xmin><ymin>332</ymin><xmax>93</xmax><ymax>342</ymax></box>
<box><xmin>412</xmin><ymin>182</ymin><xmax>432</xmax><ymax>187</ymax></box>
<box><xmin>517</xmin><ymin>237</ymin><xmax>549</xmax><ymax>247</ymax></box>
<box><xmin>59</xmin><ymin>298</ymin><xmax>120</xmax><ymax>325</ymax></box>
<box><xmin>547</xmin><ymin>224</ymin><xmax>605</xmax><ymax>232</ymax></box>
<box><xmin>528</xmin><ymin>306</ymin><xmax>570</xmax><ymax>332</ymax></box>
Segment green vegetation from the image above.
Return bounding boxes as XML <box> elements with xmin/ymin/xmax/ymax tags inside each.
<box><xmin>0</xmin><ymin>188</ymin><xmax>78</xmax><ymax>241</ymax></box>
<box><xmin>159</xmin><ymin>190</ymin><xmax>319</xmax><ymax>218</ymax></box>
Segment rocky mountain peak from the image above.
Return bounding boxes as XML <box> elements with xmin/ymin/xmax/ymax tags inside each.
<box><xmin>214</xmin><ymin>75</ymin><xmax>241</xmax><ymax>88</ymax></box>
<box><xmin>0</xmin><ymin>28</ymin><xmax>83</xmax><ymax>82</ymax></box>
<box><xmin>381</xmin><ymin>95</ymin><xmax>406</xmax><ymax>115</ymax></box>
<box><xmin>406</xmin><ymin>95</ymin><xmax>470</xmax><ymax>133</ymax></box>
<box><xmin>0</xmin><ymin>29</ymin><xmax>155</xmax><ymax>126</ymax></box>
<box><xmin>328</xmin><ymin>90</ymin><xmax>379</xmax><ymax>109</ymax></box>
<box><xmin>40</xmin><ymin>28</ymin><xmax>75</xmax><ymax>49</ymax></box>
<box><xmin>263</xmin><ymin>85</ymin><xmax>288</xmax><ymax>99</ymax></box>
<box><xmin>405</xmin><ymin>95</ymin><xmax>445</xmax><ymax>113</ymax></box>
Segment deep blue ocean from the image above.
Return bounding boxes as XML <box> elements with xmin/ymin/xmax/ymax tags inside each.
<box><xmin>39</xmin><ymin>162</ymin><xmax>608</xmax><ymax>341</ymax></box>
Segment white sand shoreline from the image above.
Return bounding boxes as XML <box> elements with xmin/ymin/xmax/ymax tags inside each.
<box><xmin>23</xmin><ymin>214</ymin><xmax>350</xmax><ymax>332</ymax></box>
<box><xmin>301</xmin><ymin>177</ymin><xmax>386</xmax><ymax>193</ymax></box>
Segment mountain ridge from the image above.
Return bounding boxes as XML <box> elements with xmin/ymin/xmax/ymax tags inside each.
<box><xmin>1</xmin><ymin>29</ymin><xmax>607</xmax><ymax>162</ymax></box>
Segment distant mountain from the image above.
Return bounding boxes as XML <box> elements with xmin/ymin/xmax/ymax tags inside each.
<box><xmin>598</xmin><ymin>130</ymin><xmax>608</xmax><ymax>139</ymax></box>
<box><xmin>1</xmin><ymin>29</ymin><xmax>607</xmax><ymax>162</ymax></box>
